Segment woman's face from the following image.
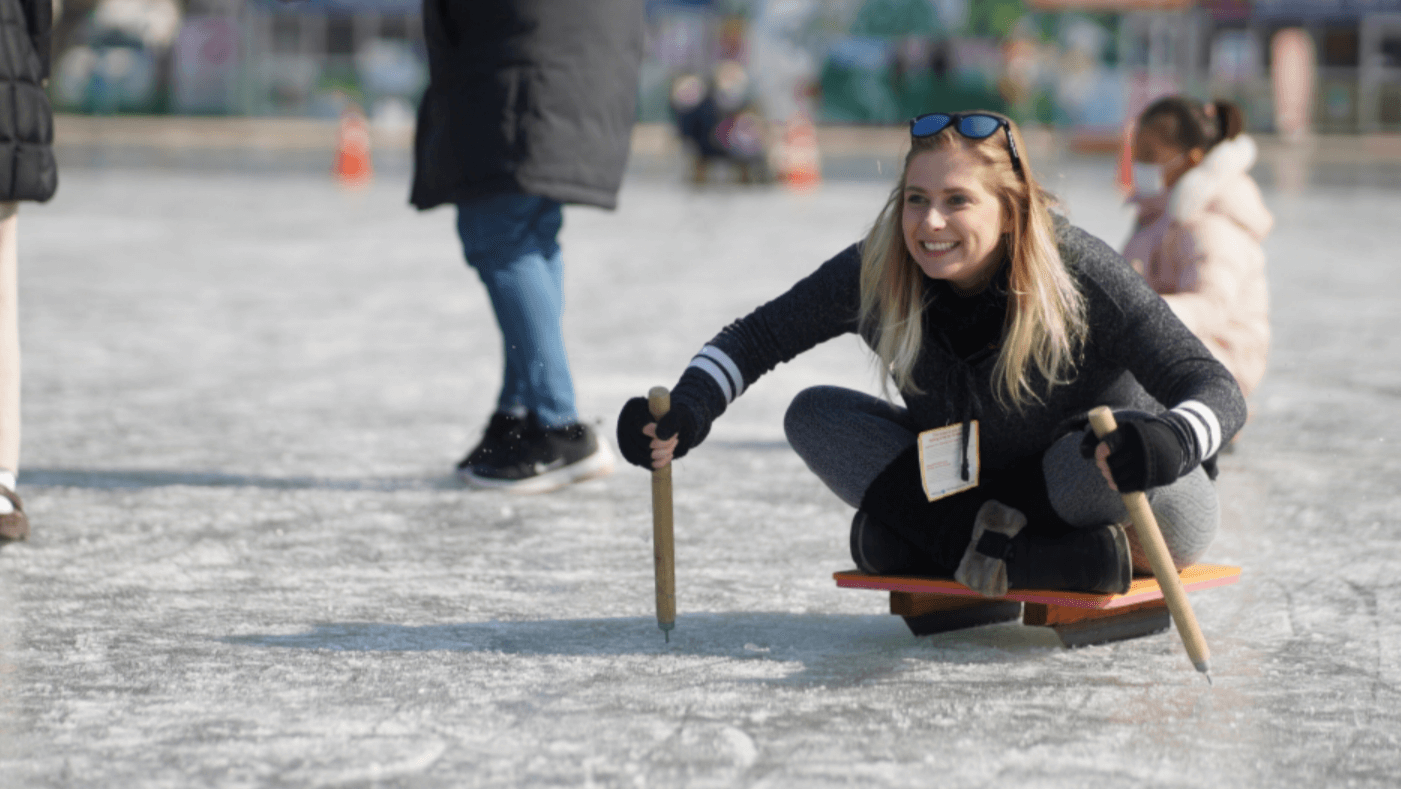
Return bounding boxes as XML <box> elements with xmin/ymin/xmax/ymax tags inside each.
<box><xmin>901</xmin><ymin>148</ymin><xmax>1009</xmax><ymax>294</ymax></box>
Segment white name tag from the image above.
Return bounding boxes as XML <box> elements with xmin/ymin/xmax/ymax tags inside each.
<box><xmin>917</xmin><ymin>421</ymin><xmax>980</xmax><ymax>502</ymax></box>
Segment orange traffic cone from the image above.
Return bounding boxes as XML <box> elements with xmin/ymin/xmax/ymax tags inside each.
<box><xmin>335</xmin><ymin>104</ymin><xmax>373</xmax><ymax>188</ymax></box>
<box><xmin>776</xmin><ymin>112</ymin><xmax>821</xmax><ymax>191</ymax></box>
<box><xmin>1115</xmin><ymin>120</ymin><xmax>1135</xmax><ymax>198</ymax></box>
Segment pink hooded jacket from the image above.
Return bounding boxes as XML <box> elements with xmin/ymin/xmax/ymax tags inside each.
<box><xmin>1123</xmin><ymin>135</ymin><xmax>1274</xmax><ymax>398</ymax></box>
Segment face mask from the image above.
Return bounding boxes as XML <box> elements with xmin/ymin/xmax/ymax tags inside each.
<box><xmin>1131</xmin><ymin>162</ymin><xmax>1163</xmax><ymax>195</ymax></box>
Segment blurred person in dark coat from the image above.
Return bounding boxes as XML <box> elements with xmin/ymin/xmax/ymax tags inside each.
<box><xmin>0</xmin><ymin>0</ymin><xmax>58</xmax><ymax>545</ymax></box>
<box><xmin>411</xmin><ymin>0</ymin><xmax>644</xmax><ymax>493</ymax></box>
<box><xmin>670</xmin><ymin>61</ymin><xmax>770</xmax><ymax>185</ymax></box>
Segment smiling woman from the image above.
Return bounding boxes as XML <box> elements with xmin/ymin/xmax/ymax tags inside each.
<box><xmin>860</xmin><ymin>112</ymin><xmax>1081</xmax><ymax>414</ymax></box>
<box><xmin>900</xmin><ymin>149</ymin><xmax>1007</xmax><ymax>293</ymax></box>
<box><xmin>615</xmin><ymin>109</ymin><xmax>1247</xmax><ymax>601</ymax></box>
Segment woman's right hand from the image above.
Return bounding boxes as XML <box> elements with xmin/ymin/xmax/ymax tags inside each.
<box><xmin>617</xmin><ymin>396</ymin><xmax>698</xmax><ymax>470</ymax></box>
<box><xmin>642</xmin><ymin>422</ymin><xmax>680</xmax><ymax>469</ymax></box>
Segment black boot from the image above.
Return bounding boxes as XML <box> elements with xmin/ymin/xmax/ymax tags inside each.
<box><xmin>857</xmin><ymin>445</ymin><xmax>992</xmax><ymax>576</ymax></box>
<box><xmin>849</xmin><ymin>510</ymin><xmax>928</xmax><ymax>575</ymax></box>
<box><xmin>955</xmin><ymin>499</ymin><xmax>1131</xmax><ymax>596</ymax></box>
<box><xmin>1005</xmin><ymin>522</ymin><xmax>1132</xmax><ymax>594</ymax></box>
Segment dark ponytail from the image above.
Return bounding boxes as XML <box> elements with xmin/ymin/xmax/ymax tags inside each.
<box><xmin>1209</xmin><ymin>100</ymin><xmax>1244</xmax><ymax>142</ymax></box>
<box><xmin>1139</xmin><ymin>96</ymin><xmax>1244</xmax><ymax>152</ymax></box>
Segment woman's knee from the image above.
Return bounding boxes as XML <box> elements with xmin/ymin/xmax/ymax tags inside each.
<box><xmin>1137</xmin><ymin>468</ymin><xmax>1220</xmax><ymax>571</ymax></box>
<box><xmin>1043</xmin><ymin>431</ymin><xmax>1124</xmax><ymax>527</ymax></box>
<box><xmin>783</xmin><ymin>386</ymin><xmax>846</xmax><ymax>454</ymax></box>
<box><xmin>1042</xmin><ymin>429</ymin><xmax>1220</xmax><ymax>570</ymax></box>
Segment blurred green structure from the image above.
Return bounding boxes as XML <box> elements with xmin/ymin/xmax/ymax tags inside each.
<box><xmin>819</xmin><ymin>0</ymin><xmax>1010</xmax><ymax>123</ymax></box>
<box><xmin>45</xmin><ymin>0</ymin><xmax>1401</xmax><ymax>134</ymax></box>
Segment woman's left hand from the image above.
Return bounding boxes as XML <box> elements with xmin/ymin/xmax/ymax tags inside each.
<box><xmin>1092</xmin><ymin>442</ymin><xmax>1118</xmax><ymax>491</ymax></box>
<box><xmin>1079</xmin><ymin>415</ymin><xmax>1187</xmax><ymax>493</ymax></box>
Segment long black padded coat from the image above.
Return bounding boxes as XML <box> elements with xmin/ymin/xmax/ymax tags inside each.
<box><xmin>0</xmin><ymin>0</ymin><xmax>56</xmax><ymax>202</ymax></box>
<box><xmin>410</xmin><ymin>0</ymin><xmax>645</xmax><ymax>211</ymax></box>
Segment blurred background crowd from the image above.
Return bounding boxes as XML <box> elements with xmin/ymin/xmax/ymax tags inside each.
<box><xmin>47</xmin><ymin>0</ymin><xmax>1401</xmax><ymax>146</ymax></box>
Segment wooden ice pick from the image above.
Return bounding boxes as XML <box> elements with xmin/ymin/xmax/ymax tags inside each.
<box><xmin>649</xmin><ymin>387</ymin><xmax>677</xmax><ymax>641</ymax></box>
<box><xmin>1090</xmin><ymin>406</ymin><xmax>1212</xmax><ymax>683</ymax></box>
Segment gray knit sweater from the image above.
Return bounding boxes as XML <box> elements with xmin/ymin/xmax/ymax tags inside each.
<box><xmin>674</xmin><ymin>222</ymin><xmax>1246</xmax><ymax>473</ymax></box>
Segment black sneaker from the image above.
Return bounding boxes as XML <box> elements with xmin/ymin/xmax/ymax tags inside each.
<box><xmin>456</xmin><ymin>412</ymin><xmax>529</xmax><ymax>478</ymax></box>
<box><xmin>461</xmin><ymin>416</ymin><xmax>615</xmax><ymax>494</ymax></box>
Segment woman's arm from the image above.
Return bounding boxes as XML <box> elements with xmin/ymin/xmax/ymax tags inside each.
<box><xmin>617</xmin><ymin>244</ymin><xmax>864</xmax><ymax>468</ymax></box>
<box><xmin>1065</xmin><ymin>225</ymin><xmax>1247</xmax><ymax>473</ymax></box>
<box><xmin>687</xmin><ymin>243</ymin><xmax>863</xmax><ymax>406</ymax></box>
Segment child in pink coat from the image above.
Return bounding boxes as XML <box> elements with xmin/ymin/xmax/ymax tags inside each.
<box><xmin>1123</xmin><ymin>97</ymin><xmax>1273</xmax><ymax>399</ymax></box>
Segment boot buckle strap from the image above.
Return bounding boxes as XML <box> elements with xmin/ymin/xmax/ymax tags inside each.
<box><xmin>975</xmin><ymin>530</ymin><xmax>1014</xmax><ymax>560</ymax></box>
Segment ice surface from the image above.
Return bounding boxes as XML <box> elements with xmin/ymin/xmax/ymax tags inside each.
<box><xmin>0</xmin><ymin>151</ymin><xmax>1398</xmax><ymax>787</ymax></box>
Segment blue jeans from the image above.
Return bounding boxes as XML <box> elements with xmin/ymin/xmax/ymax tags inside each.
<box><xmin>456</xmin><ymin>194</ymin><xmax>577</xmax><ymax>429</ymax></box>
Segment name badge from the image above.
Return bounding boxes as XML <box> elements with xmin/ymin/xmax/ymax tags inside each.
<box><xmin>916</xmin><ymin>421</ymin><xmax>980</xmax><ymax>502</ymax></box>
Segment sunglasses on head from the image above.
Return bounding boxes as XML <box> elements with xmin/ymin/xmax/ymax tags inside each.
<box><xmin>910</xmin><ymin>112</ymin><xmax>1022</xmax><ymax>174</ymax></box>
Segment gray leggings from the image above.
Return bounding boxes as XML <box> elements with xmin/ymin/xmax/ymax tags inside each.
<box><xmin>783</xmin><ymin>386</ymin><xmax>1218</xmax><ymax>572</ymax></box>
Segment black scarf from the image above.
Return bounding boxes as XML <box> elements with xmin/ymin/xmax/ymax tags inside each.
<box><xmin>921</xmin><ymin>258</ymin><xmax>1011</xmax><ymax>480</ymax></box>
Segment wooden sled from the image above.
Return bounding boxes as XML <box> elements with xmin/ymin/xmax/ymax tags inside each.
<box><xmin>834</xmin><ymin>563</ymin><xmax>1241</xmax><ymax>648</ymax></box>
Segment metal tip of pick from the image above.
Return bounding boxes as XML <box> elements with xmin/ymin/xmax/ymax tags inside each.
<box><xmin>664</xmin><ymin>630</ymin><xmax>670</xmax><ymax>643</ymax></box>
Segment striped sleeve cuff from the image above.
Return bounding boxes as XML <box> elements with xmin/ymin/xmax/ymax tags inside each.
<box><xmin>1170</xmin><ymin>400</ymin><xmax>1223</xmax><ymax>461</ymax></box>
<box><xmin>686</xmin><ymin>344</ymin><xmax>746</xmax><ymax>405</ymax></box>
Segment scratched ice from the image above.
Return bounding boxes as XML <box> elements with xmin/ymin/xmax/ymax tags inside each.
<box><xmin>0</xmin><ymin>142</ymin><xmax>1398</xmax><ymax>787</ymax></box>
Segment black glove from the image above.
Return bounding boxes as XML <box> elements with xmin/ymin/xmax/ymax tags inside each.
<box><xmin>1079</xmin><ymin>414</ymin><xmax>1186</xmax><ymax>493</ymax></box>
<box><xmin>616</xmin><ymin>396</ymin><xmax>706</xmax><ymax>469</ymax></box>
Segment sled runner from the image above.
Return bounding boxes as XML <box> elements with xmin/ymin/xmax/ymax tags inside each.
<box><xmin>834</xmin><ymin>563</ymin><xmax>1241</xmax><ymax>648</ymax></box>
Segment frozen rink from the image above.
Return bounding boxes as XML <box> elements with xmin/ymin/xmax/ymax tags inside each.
<box><xmin>1</xmin><ymin>139</ymin><xmax>1399</xmax><ymax>787</ymax></box>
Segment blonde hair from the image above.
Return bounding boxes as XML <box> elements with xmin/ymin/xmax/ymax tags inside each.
<box><xmin>858</xmin><ymin>114</ymin><xmax>1086</xmax><ymax>409</ymax></box>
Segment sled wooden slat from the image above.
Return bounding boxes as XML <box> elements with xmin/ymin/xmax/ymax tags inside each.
<box><xmin>835</xmin><ymin>563</ymin><xmax>1241</xmax><ymax>609</ymax></box>
<box><xmin>835</xmin><ymin>563</ymin><xmax>1241</xmax><ymax>647</ymax></box>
